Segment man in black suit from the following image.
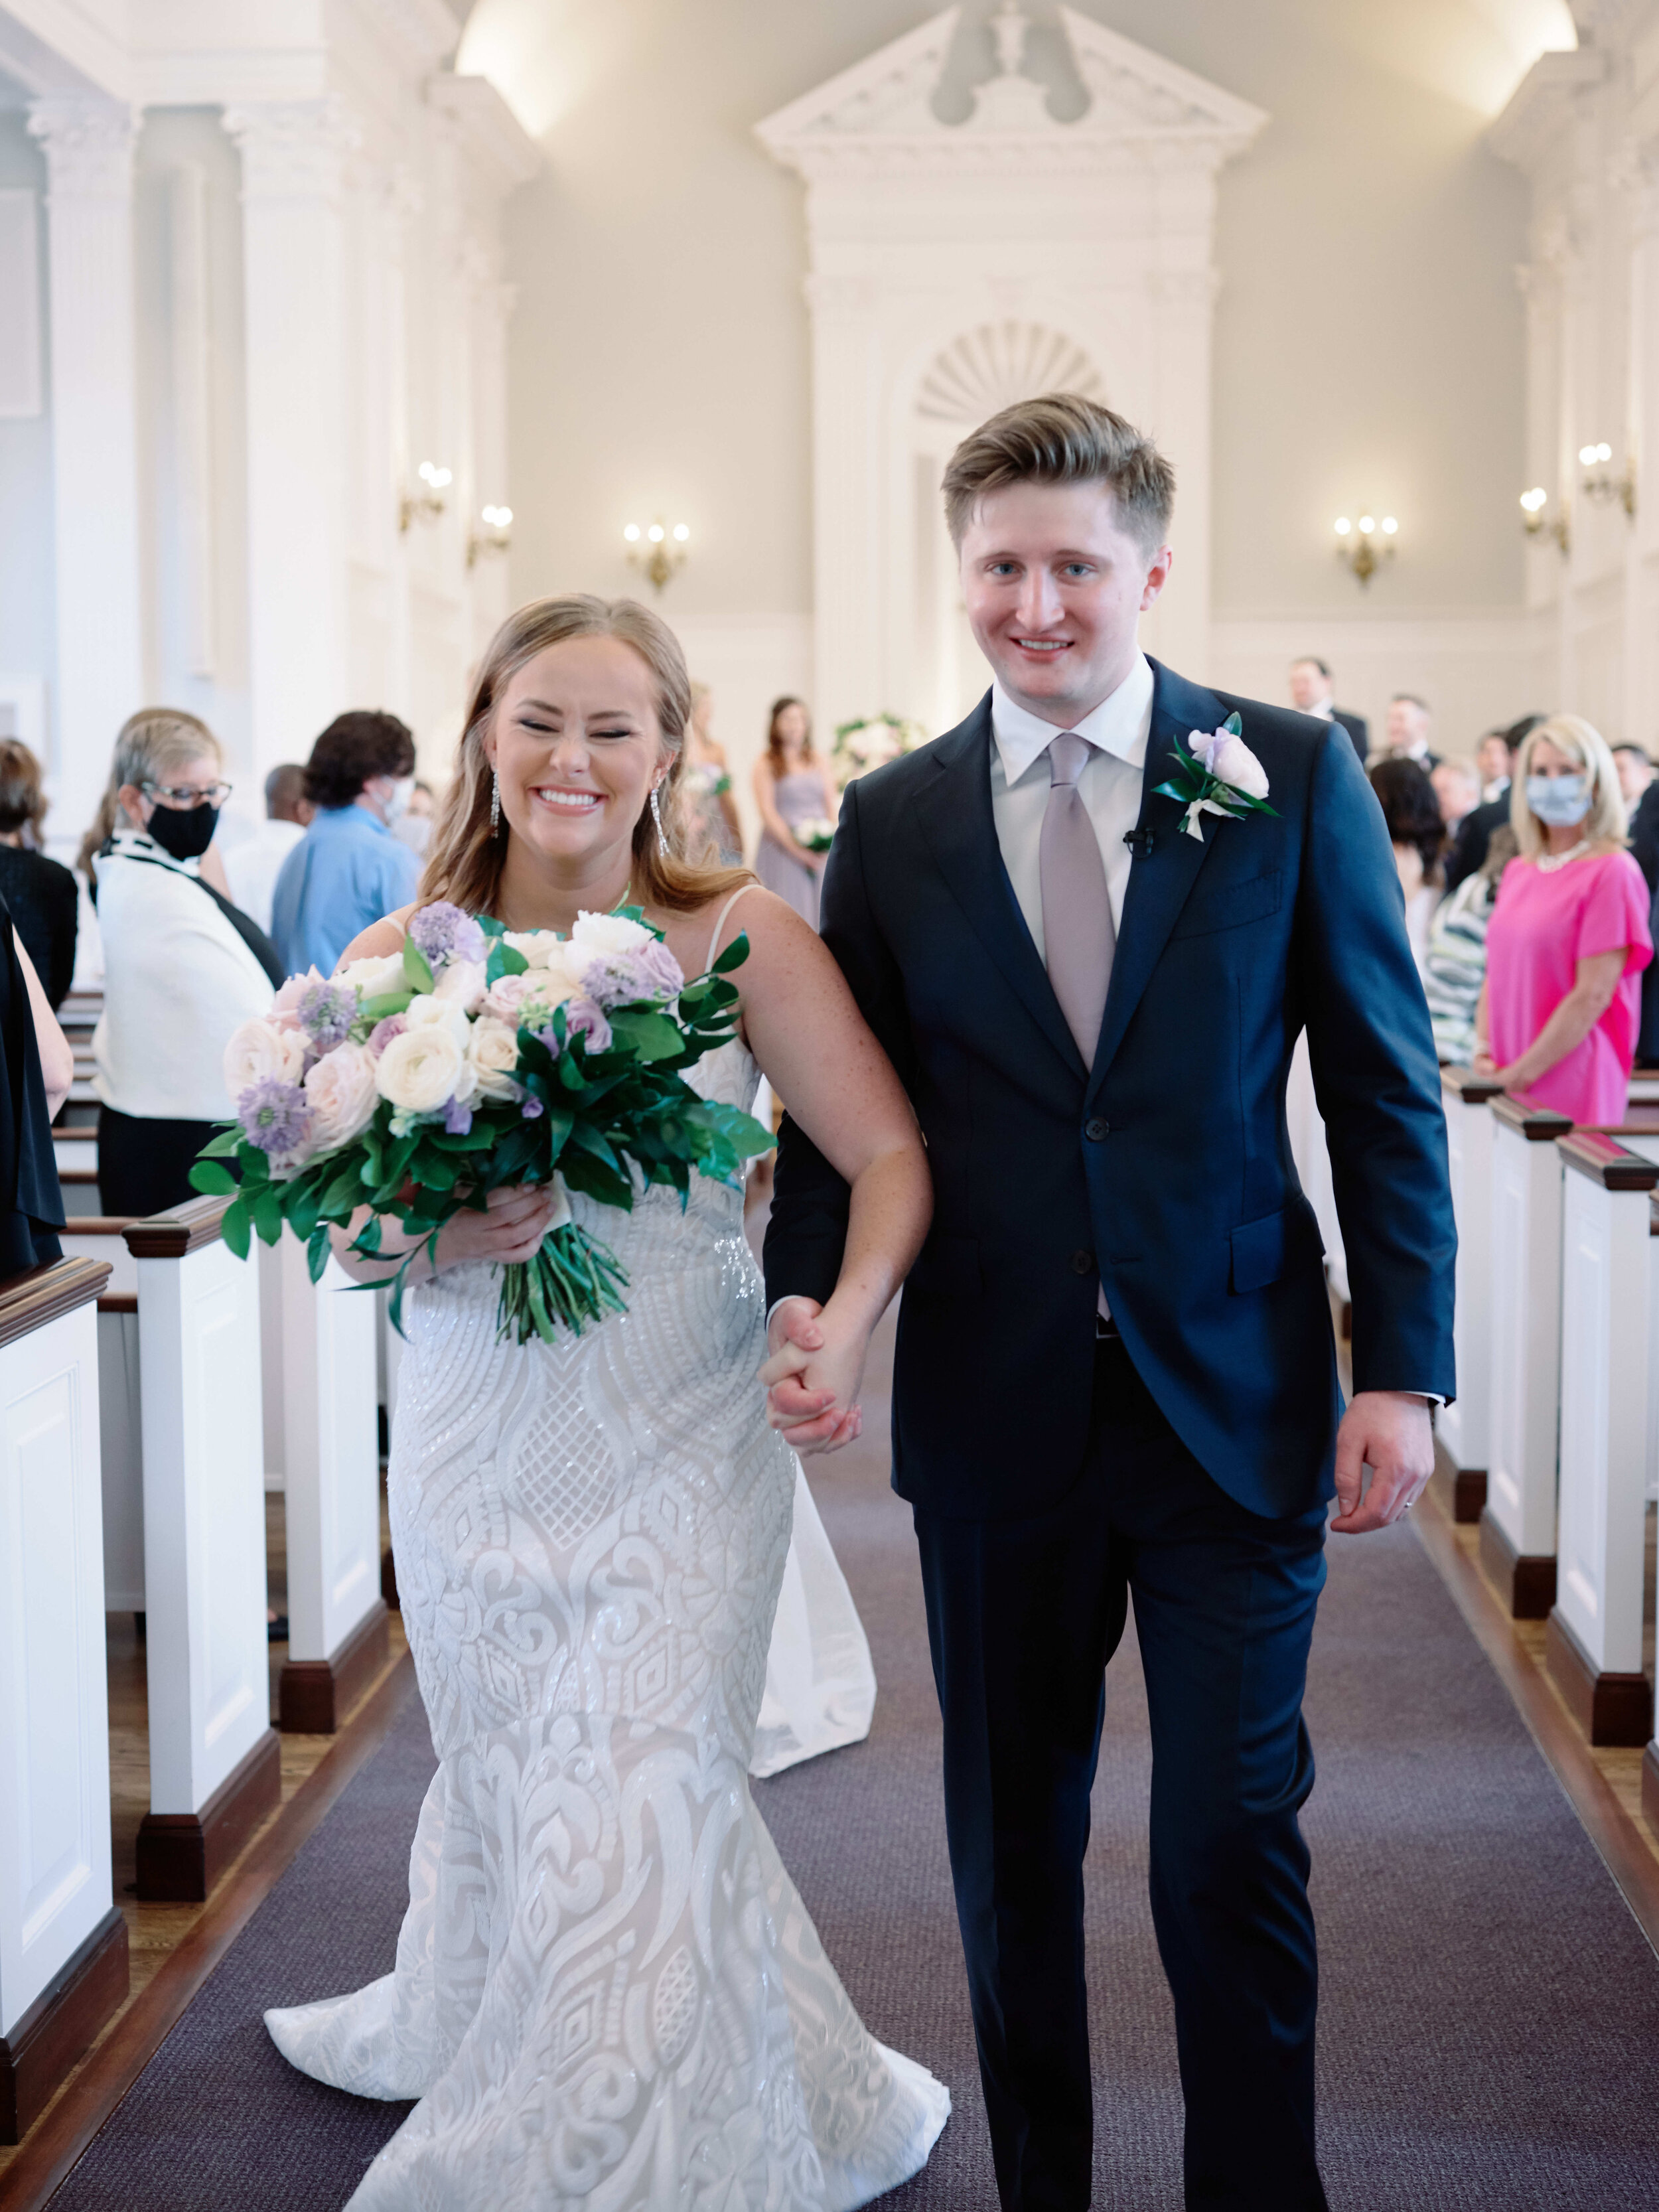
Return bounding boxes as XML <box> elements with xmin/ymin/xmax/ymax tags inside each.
<box><xmin>762</xmin><ymin>396</ymin><xmax>1455</xmax><ymax>2212</ymax></box>
<box><xmin>1287</xmin><ymin>654</ymin><xmax>1367</xmax><ymax>761</ymax></box>
<box><xmin>1443</xmin><ymin>715</ymin><xmax>1544</xmax><ymax>896</ymax></box>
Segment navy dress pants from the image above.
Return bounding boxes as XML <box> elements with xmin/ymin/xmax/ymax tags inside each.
<box><xmin>914</xmin><ymin>1334</ymin><xmax>1331</xmax><ymax>2212</ymax></box>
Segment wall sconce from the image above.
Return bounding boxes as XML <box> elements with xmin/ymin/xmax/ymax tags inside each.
<box><xmin>1520</xmin><ymin>486</ymin><xmax>1570</xmax><ymax>555</ymax></box>
<box><xmin>399</xmin><ymin>461</ymin><xmax>452</xmax><ymax>534</ymax></box>
<box><xmin>623</xmin><ymin>517</ymin><xmax>690</xmax><ymax>594</ymax></box>
<box><xmin>1334</xmin><ymin>512</ymin><xmax>1396</xmax><ymax>586</ymax></box>
<box><xmin>467</xmin><ymin>504</ymin><xmax>513</xmax><ymax>569</ymax></box>
<box><xmin>1578</xmin><ymin>441</ymin><xmax>1636</xmax><ymax>517</ymax></box>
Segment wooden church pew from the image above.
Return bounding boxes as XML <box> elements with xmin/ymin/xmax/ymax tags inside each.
<box><xmin>1436</xmin><ymin>1067</ymin><xmax>1506</xmax><ymax>1522</ymax></box>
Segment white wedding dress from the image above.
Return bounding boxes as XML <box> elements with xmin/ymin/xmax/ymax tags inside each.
<box><xmin>265</xmin><ymin>922</ymin><xmax>948</xmax><ymax>2209</ymax></box>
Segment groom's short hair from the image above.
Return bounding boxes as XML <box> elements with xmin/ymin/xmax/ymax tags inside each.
<box><xmin>942</xmin><ymin>393</ymin><xmax>1176</xmax><ymax>551</ymax></box>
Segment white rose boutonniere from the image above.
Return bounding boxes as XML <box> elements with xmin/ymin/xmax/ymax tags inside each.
<box><xmin>1155</xmin><ymin>712</ymin><xmax>1277</xmax><ymax>842</ymax></box>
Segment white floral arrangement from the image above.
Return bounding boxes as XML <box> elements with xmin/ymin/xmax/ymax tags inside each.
<box><xmin>831</xmin><ymin>713</ymin><xmax>930</xmax><ymax>789</ymax></box>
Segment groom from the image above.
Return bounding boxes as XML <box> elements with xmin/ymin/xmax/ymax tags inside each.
<box><xmin>761</xmin><ymin>395</ymin><xmax>1455</xmax><ymax>2211</ymax></box>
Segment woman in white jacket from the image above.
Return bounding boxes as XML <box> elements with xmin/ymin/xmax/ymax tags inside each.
<box><xmin>81</xmin><ymin>709</ymin><xmax>283</xmax><ymax>1217</ymax></box>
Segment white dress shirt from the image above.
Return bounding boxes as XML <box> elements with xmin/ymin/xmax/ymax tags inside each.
<box><xmin>988</xmin><ymin>652</ymin><xmax>1155</xmax><ymax>962</ymax></box>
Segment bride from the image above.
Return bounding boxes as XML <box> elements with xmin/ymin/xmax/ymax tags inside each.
<box><xmin>264</xmin><ymin>595</ymin><xmax>949</xmax><ymax>2209</ymax></box>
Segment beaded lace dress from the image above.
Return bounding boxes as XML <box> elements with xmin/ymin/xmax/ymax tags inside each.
<box><xmin>264</xmin><ymin>916</ymin><xmax>948</xmax><ymax>2209</ymax></box>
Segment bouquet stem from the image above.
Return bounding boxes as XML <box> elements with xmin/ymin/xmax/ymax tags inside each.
<box><xmin>498</xmin><ymin>1222</ymin><xmax>630</xmax><ymax>1345</ymax></box>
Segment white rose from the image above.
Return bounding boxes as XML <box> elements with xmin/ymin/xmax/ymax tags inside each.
<box><xmin>433</xmin><ymin>959</ymin><xmax>486</xmax><ymax>1014</ymax></box>
<box><xmin>374</xmin><ymin>1025</ymin><xmax>465</xmax><ymax>1116</ymax></box>
<box><xmin>337</xmin><ymin>952</ymin><xmax>407</xmax><ymax>1003</ymax></box>
<box><xmin>224</xmin><ymin>1017</ymin><xmax>307</xmax><ymax>1097</ymax></box>
<box><xmin>569</xmin><ymin>909</ymin><xmax>652</xmax><ymax>960</ymax></box>
<box><xmin>502</xmin><ymin>928</ymin><xmax>562</xmax><ymax>970</ymax></box>
<box><xmin>1208</xmin><ymin>734</ymin><xmax>1270</xmax><ymax>801</ymax></box>
<box><xmin>303</xmin><ymin>1041</ymin><xmax>380</xmax><ymax>1150</ymax></box>
<box><xmin>467</xmin><ymin>1015</ymin><xmax>524</xmax><ymax>1100</ymax></box>
<box><xmin>403</xmin><ymin>991</ymin><xmax>472</xmax><ymax>1049</ymax></box>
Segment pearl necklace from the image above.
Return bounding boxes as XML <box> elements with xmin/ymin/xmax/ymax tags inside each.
<box><xmin>1536</xmin><ymin>838</ymin><xmax>1593</xmax><ymax>873</ymax></box>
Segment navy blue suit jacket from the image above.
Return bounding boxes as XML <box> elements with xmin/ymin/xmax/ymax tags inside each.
<box><xmin>762</xmin><ymin>661</ymin><xmax>1456</xmax><ymax>1522</ymax></box>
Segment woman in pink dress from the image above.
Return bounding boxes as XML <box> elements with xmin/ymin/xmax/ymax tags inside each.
<box><xmin>1475</xmin><ymin>714</ymin><xmax>1653</xmax><ymax>1124</ymax></box>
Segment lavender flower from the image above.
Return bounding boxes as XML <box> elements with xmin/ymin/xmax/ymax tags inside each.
<box><xmin>521</xmin><ymin>1096</ymin><xmax>545</xmax><ymax>1120</ymax></box>
<box><xmin>563</xmin><ymin>995</ymin><xmax>614</xmax><ymax>1053</ymax></box>
<box><xmin>295</xmin><ymin>977</ymin><xmax>360</xmax><ymax>1051</ymax></box>
<box><xmin>443</xmin><ymin>1094</ymin><xmax>473</xmax><ymax>1136</ymax></box>
<box><xmin>238</xmin><ymin>1077</ymin><xmax>313</xmax><ymax>1155</ymax></box>
<box><xmin>581</xmin><ymin>939</ymin><xmax>684</xmax><ymax>1010</ymax></box>
<box><xmin>366</xmin><ymin>1014</ymin><xmax>407</xmax><ymax>1057</ymax></box>
<box><xmin>407</xmin><ymin>901</ymin><xmax>486</xmax><ymax>970</ymax></box>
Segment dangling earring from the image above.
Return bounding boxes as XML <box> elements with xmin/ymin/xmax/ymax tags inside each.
<box><xmin>649</xmin><ymin>781</ymin><xmax>669</xmax><ymax>859</ymax></box>
<box><xmin>490</xmin><ymin>768</ymin><xmax>502</xmax><ymax>834</ymax></box>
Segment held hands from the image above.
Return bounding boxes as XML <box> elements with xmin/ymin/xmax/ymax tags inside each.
<box><xmin>1331</xmin><ymin>1390</ymin><xmax>1435</xmax><ymax>1533</ymax></box>
<box><xmin>759</xmin><ymin>1297</ymin><xmax>867</xmax><ymax>1456</ymax></box>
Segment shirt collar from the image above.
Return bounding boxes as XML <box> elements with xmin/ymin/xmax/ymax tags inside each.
<box><xmin>321</xmin><ymin>802</ymin><xmax>392</xmax><ymax>837</ymax></box>
<box><xmin>991</xmin><ymin>652</ymin><xmax>1155</xmax><ymax>787</ymax></box>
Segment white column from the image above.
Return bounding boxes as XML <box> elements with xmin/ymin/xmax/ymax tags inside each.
<box><xmin>224</xmin><ymin>101</ymin><xmax>357</xmax><ymax>779</ymax></box>
<box><xmin>1549</xmin><ymin>1136</ymin><xmax>1657</xmax><ymax>1743</ymax></box>
<box><xmin>0</xmin><ymin>1261</ymin><xmax>125</xmax><ymax>2140</ymax></box>
<box><xmin>1482</xmin><ymin>1096</ymin><xmax>1573</xmax><ymax>1611</ymax></box>
<box><xmin>27</xmin><ymin>95</ymin><xmax>144</xmax><ymax>851</ymax></box>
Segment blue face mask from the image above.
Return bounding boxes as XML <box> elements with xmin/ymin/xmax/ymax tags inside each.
<box><xmin>1526</xmin><ymin>772</ymin><xmax>1591</xmax><ymax>829</ymax></box>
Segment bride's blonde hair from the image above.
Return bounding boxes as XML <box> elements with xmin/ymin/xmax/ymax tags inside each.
<box><xmin>421</xmin><ymin>595</ymin><xmax>753</xmax><ymax>917</ymax></box>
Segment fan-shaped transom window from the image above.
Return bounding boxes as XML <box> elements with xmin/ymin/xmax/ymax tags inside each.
<box><xmin>915</xmin><ymin>322</ymin><xmax>1104</xmax><ymax>426</ymax></box>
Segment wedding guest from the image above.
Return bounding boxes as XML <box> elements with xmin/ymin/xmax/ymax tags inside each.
<box><xmin>1368</xmin><ymin>757</ymin><xmax>1445</xmax><ymax>972</ymax></box>
<box><xmin>1423</xmin><ymin>826</ymin><xmax>1517</xmax><ymax>1064</ymax></box>
<box><xmin>0</xmin><ymin>900</ymin><xmax>71</xmax><ymax>1271</ymax></box>
<box><xmin>1475</xmin><ymin>714</ymin><xmax>1652</xmax><ymax>1121</ymax></box>
<box><xmin>270</xmin><ymin>710</ymin><xmax>419</xmax><ymax>978</ymax></box>
<box><xmin>1431</xmin><ymin>757</ymin><xmax>1480</xmax><ymax>835</ymax></box>
<box><xmin>1445</xmin><ymin>714</ymin><xmax>1545</xmax><ymax>896</ymax></box>
<box><xmin>80</xmin><ymin>709</ymin><xmax>283</xmax><ymax>1217</ymax></box>
<box><xmin>1381</xmin><ymin>692</ymin><xmax>1439</xmax><ymax>768</ymax></box>
<box><xmin>1477</xmin><ymin>728</ymin><xmax>1513</xmax><ymax>802</ymax></box>
<box><xmin>1287</xmin><ymin>654</ymin><xmax>1368</xmax><ymax>760</ymax></box>
<box><xmin>753</xmin><ymin>695</ymin><xmax>839</xmax><ymax>929</ymax></box>
<box><xmin>224</xmin><ymin>763</ymin><xmax>313</xmax><ymax>935</ymax></box>
<box><xmin>682</xmin><ymin>682</ymin><xmax>744</xmax><ymax>864</ymax></box>
<box><xmin>1624</xmin><ymin>766</ymin><xmax>1659</xmax><ymax>1063</ymax></box>
<box><xmin>392</xmin><ymin>778</ymin><xmax>438</xmax><ymax>860</ymax></box>
<box><xmin>1613</xmin><ymin>742</ymin><xmax>1654</xmax><ymax>809</ymax></box>
<box><xmin>0</xmin><ymin>739</ymin><xmax>78</xmax><ymax>1009</ymax></box>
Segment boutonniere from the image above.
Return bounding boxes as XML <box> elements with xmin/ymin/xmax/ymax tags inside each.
<box><xmin>1155</xmin><ymin>713</ymin><xmax>1277</xmax><ymax>842</ymax></box>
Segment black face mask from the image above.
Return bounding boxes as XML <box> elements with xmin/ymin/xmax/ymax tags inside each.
<box><xmin>147</xmin><ymin>799</ymin><xmax>218</xmax><ymax>862</ymax></box>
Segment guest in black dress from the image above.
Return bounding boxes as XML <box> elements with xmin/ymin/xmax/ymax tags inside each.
<box><xmin>0</xmin><ymin>741</ymin><xmax>78</xmax><ymax>1010</ymax></box>
<box><xmin>0</xmin><ymin>891</ymin><xmax>72</xmax><ymax>1274</ymax></box>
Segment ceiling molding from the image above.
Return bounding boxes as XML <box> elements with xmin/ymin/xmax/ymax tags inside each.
<box><xmin>1488</xmin><ymin>47</ymin><xmax>1607</xmax><ymax>169</ymax></box>
<box><xmin>425</xmin><ymin>71</ymin><xmax>539</xmax><ymax>194</ymax></box>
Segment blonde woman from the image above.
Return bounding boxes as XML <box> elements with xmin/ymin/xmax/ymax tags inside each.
<box><xmin>681</xmin><ymin>678</ymin><xmax>743</xmax><ymax>863</ymax></box>
<box><xmin>263</xmin><ymin>597</ymin><xmax>948</xmax><ymax>2209</ymax></box>
<box><xmin>82</xmin><ymin>709</ymin><xmax>283</xmax><ymax>1217</ymax></box>
<box><xmin>1474</xmin><ymin>714</ymin><xmax>1653</xmax><ymax>1120</ymax></box>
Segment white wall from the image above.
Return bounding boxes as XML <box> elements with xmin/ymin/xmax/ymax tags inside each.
<box><xmin>0</xmin><ymin>86</ymin><xmax>56</xmax><ymax>782</ymax></box>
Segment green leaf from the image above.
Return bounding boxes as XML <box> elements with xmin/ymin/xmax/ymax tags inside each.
<box><xmin>188</xmin><ymin>1159</ymin><xmax>238</xmax><ymax>1195</ymax></box>
<box><xmin>1222</xmin><ymin>711</ymin><xmax>1244</xmax><ymax>737</ymax></box>
<box><xmin>607</xmin><ymin>1009</ymin><xmax>684</xmax><ymax>1063</ymax></box>
<box><xmin>252</xmin><ymin>1185</ymin><xmax>285</xmax><ymax>1245</ymax></box>
<box><xmin>220</xmin><ymin>1198</ymin><xmax>252</xmax><ymax>1261</ymax></box>
<box><xmin>306</xmin><ymin>1224</ymin><xmax>332</xmax><ymax>1282</ymax></box>
<box><xmin>240</xmin><ymin>1145</ymin><xmax>270</xmax><ymax>1187</ymax></box>
<box><xmin>358</xmin><ymin>990</ymin><xmax>413</xmax><ymax>1023</ymax></box>
<box><xmin>401</xmin><ymin>936</ymin><xmax>435</xmax><ymax>992</ymax></box>
<box><xmin>709</xmin><ymin>930</ymin><xmax>751</xmax><ymax>978</ymax></box>
<box><xmin>198</xmin><ymin>1124</ymin><xmax>244</xmax><ymax>1159</ymax></box>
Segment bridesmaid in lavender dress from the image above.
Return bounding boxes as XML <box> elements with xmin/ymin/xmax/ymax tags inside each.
<box><xmin>753</xmin><ymin>695</ymin><xmax>839</xmax><ymax>930</ymax></box>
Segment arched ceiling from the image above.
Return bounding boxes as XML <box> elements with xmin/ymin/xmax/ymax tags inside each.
<box><xmin>457</xmin><ymin>0</ymin><xmax>1579</xmax><ymax>144</ymax></box>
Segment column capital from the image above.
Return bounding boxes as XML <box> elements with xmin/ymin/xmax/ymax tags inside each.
<box><xmin>223</xmin><ymin>100</ymin><xmax>360</xmax><ymax>204</ymax></box>
<box><xmin>27</xmin><ymin>94</ymin><xmax>137</xmax><ymax>198</ymax></box>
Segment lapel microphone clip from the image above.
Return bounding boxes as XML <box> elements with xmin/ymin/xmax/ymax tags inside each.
<box><xmin>1122</xmin><ymin>828</ymin><xmax>1157</xmax><ymax>861</ymax></box>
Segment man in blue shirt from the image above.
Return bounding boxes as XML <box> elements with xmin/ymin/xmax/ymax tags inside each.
<box><xmin>271</xmin><ymin>711</ymin><xmax>422</xmax><ymax>977</ymax></box>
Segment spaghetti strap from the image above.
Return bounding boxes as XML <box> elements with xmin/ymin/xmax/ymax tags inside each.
<box><xmin>705</xmin><ymin>883</ymin><xmax>760</xmax><ymax>973</ymax></box>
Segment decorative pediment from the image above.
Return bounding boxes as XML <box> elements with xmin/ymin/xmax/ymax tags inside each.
<box><xmin>755</xmin><ymin>2</ymin><xmax>1267</xmax><ymax>179</ymax></box>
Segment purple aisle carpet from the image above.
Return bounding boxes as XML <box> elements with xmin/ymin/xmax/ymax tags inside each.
<box><xmin>50</xmin><ymin>1325</ymin><xmax>1659</xmax><ymax>2208</ymax></box>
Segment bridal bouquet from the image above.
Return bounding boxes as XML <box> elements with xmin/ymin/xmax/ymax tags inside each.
<box><xmin>794</xmin><ymin>817</ymin><xmax>836</xmax><ymax>853</ymax></box>
<box><xmin>192</xmin><ymin>902</ymin><xmax>772</xmax><ymax>1343</ymax></box>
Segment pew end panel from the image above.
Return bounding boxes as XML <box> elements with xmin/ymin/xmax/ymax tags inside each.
<box><xmin>0</xmin><ymin>1259</ymin><xmax>129</xmax><ymax>2142</ymax></box>
<box><xmin>1546</xmin><ymin>1138</ymin><xmax>1657</xmax><ymax>1744</ymax></box>
<box><xmin>59</xmin><ymin>1222</ymin><xmax>143</xmax><ymax>1614</ymax></box>
<box><xmin>127</xmin><ymin>1201</ymin><xmax>279</xmax><ymax>1901</ymax></box>
<box><xmin>1437</xmin><ymin>1067</ymin><xmax>1506</xmax><ymax>1519</ymax></box>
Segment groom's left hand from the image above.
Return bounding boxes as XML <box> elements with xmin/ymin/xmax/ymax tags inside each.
<box><xmin>1330</xmin><ymin>1391</ymin><xmax>1435</xmax><ymax>1533</ymax></box>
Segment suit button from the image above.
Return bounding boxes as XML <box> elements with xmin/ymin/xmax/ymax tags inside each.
<box><xmin>1085</xmin><ymin>1118</ymin><xmax>1110</xmax><ymax>1142</ymax></box>
<box><xmin>1071</xmin><ymin>1250</ymin><xmax>1094</xmax><ymax>1276</ymax></box>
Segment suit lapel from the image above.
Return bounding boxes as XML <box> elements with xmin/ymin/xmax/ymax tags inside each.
<box><xmin>915</xmin><ymin>698</ymin><xmax>1087</xmax><ymax>1082</ymax></box>
<box><xmin>1086</xmin><ymin>658</ymin><xmax>1228</xmax><ymax>1103</ymax></box>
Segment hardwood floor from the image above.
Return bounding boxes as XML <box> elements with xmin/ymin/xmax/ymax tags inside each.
<box><xmin>0</xmin><ymin>1493</ymin><xmax>407</xmax><ymax>2199</ymax></box>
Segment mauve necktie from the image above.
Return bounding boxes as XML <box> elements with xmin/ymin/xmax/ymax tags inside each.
<box><xmin>1040</xmin><ymin>731</ymin><xmax>1114</xmax><ymax>1067</ymax></box>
